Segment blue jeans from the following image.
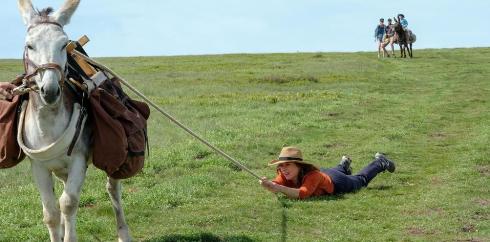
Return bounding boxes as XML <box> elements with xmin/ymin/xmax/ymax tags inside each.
<box><xmin>321</xmin><ymin>158</ymin><xmax>386</xmax><ymax>195</ymax></box>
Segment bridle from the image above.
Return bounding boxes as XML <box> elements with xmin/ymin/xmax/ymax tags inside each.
<box><xmin>21</xmin><ymin>21</ymin><xmax>67</xmax><ymax>93</ymax></box>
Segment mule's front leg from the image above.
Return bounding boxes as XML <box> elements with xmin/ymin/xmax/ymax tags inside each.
<box><xmin>107</xmin><ymin>177</ymin><xmax>131</xmax><ymax>242</ymax></box>
<box><xmin>32</xmin><ymin>162</ymin><xmax>62</xmax><ymax>242</ymax></box>
<box><xmin>60</xmin><ymin>158</ymin><xmax>87</xmax><ymax>242</ymax></box>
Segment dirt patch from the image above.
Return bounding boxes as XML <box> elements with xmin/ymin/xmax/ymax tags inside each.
<box><xmin>472</xmin><ymin>210</ymin><xmax>490</xmax><ymax>221</ymax></box>
<box><xmin>194</xmin><ymin>151</ymin><xmax>212</xmax><ymax>160</ymax></box>
<box><xmin>324</xmin><ymin>143</ymin><xmax>344</xmax><ymax>149</ymax></box>
<box><xmin>456</xmin><ymin>239</ymin><xmax>485</xmax><ymax>242</ymax></box>
<box><xmin>429</xmin><ymin>207</ymin><xmax>444</xmax><ymax>215</ymax></box>
<box><xmin>406</xmin><ymin>227</ymin><xmax>435</xmax><ymax>236</ymax></box>
<box><xmin>430</xmin><ymin>176</ymin><xmax>443</xmax><ymax>185</ymax></box>
<box><xmin>476</xmin><ymin>165</ymin><xmax>490</xmax><ymax>176</ymax></box>
<box><xmin>429</xmin><ymin>132</ymin><xmax>449</xmax><ymax>140</ymax></box>
<box><xmin>407</xmin><ymin>227</ymin><xmax>424</xmax><ymax>235</ymax></box>
<box><xmin>401</xmin><ymin>207</ymin><xmax>444</xmax><ymax>216</ymax></box>
<box><xmin>461</xmin><ymin>224</ymin><xmax>477</xmax><ymax>233</ymax></box>
<box><xmin>474</xmin><ymin>198</ymin><xmax>490</xmax><ymax>206</ymax></box>
<box><xmin>324</xmin><ymin>112</ymin><xmax>341</xmax><ymax>117</ymax></box>
<box><xmin>312</xmin><ymin>151</ymin><xmax>327</xmax><ymax>156</ymax></box>
<box><xmin>128</xmin><ymin>187</ymin><xmax>138</xmax><ymax>193</ymax></box>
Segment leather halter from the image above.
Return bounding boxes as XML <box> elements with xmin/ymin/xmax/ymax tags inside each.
<box><xmin>23</xmin><ymin>21</ymin><xmax>66</xmax><ymax>90</ymax></box>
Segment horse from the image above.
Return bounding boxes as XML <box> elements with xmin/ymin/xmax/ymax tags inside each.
<box><xmin>393</xmin><ymin>17</ymin><xmax>416</xmax><ymax>58</ymax></box>
<box><xmin>16</xmin><ymin>0</ymin><xmax>131</xmax><ymax>241</ymax></box>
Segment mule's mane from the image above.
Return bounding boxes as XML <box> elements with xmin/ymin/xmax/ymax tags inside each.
<box><xmin>36</xmin><ymin>7</ymin><xmax>54</xmax><ymax>21</ymax></box>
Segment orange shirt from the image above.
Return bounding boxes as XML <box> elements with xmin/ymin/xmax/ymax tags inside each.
<box><xmin>273</xmin><ymin>170</ymin><xmax>334</xmax><ymax>199</ymax></box>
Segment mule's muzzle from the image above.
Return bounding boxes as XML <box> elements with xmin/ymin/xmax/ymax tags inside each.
<box><xmin>40</xmin><ymin>84</ymin><xmax>61</xmax><ymax>104</ymax></box>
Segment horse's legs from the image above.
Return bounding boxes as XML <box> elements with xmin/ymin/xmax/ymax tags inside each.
<box><xmin>106</xmin><ymin>177</ymin><xmax>131</xmax><ymax>242</ymax></box>
<box><xmin>409</xmin><ymin>43</ymin><xmax>413</xmax><ymax>58</ymax></box>
<box><xmin>32</xmin><ymin>162</ymin><xmax>62</xmax><ymax>242</ymax></box>
<box><xmin>59</xmin><ymin>158</ymin><xmax>87</xmax><ymax>242</ymax></box>
<box><xmin>390</xmin><ymin>40</ymin><xmax>395</xmax><ymax>57</ymax></box>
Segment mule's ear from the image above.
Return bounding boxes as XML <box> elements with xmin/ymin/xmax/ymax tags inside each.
<box><xmin>18</xmin><ymin>0</ymin><xmax>36</xmax><ymax>25</ymax></box>
<box><xmin>52</xmin><ymin>0</ymin><xmax>80</xmax><ymax>26</ymax></box>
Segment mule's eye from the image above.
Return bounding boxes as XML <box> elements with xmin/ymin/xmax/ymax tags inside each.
<box><xmin>27</xmin><ymin>44</ymin><xmax>34</xmax><ymax>50</ymax></box>
<box><xmin>61</xmin><ymin>42</ymin><xmax>69</xmax><ymax>51</ymax></box>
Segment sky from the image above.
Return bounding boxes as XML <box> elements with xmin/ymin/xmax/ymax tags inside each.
<box><xmin>1</xmin><ymin>0</ymin><xmax>489</xmax><ymax>58</ymax></box>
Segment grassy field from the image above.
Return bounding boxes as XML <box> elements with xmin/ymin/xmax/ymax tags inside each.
<box><xmin>0</xmin><ymin>48</ymin><xmax>489</xmax><ymax>241</ymax></box>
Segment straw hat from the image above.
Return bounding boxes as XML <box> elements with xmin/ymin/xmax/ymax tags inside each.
<box><xmin>269</xmin><ymin>147</ymin><xmax>319</xmax><ymax>169</ymax></box>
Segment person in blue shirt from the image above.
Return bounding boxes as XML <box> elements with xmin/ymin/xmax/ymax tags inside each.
<box><xmin>398</xmin><ymin>14</ymin><xmax>408</xmax><ymax>30</ymax></box>
<box><xmin>374</xmin><ymin>18</ymin><xmax>386</xmax><ymax>58</ymax></box>
<box><xmin>397</xmin><ymin>13</ymin><xmax>414</xmax><ymax>46</ymax></box>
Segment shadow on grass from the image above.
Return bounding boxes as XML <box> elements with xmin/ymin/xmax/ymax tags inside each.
<box><xmin>276</xmin><ymin>194</ymin><xmax>345</xmax><ymax>242</ymax></box>
<box><xmin>144</xmin><ymin>233</ymin><xmax>255</xmax><ymax>242</ymax></box>
<box><xmin>278</xmin><ymin>197</ymin><xmax>288</xmax><ymax>242</ymax></box>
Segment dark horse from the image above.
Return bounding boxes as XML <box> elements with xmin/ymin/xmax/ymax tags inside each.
<box><xmin>393</xmin><ymin>17</ymin><xmax>415</xmax><ymax>58</ymax></box>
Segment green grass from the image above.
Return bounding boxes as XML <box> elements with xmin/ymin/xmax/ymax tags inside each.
<box><xmin>0</xmin><ymin>48</ymin><xmax>489</xmax><ymax>241</ymax></box>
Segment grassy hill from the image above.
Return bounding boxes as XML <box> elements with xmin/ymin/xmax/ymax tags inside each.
<box><xmin>0</xmin><ymin>48</ymin><xmax>489</xmax><ymax>241</ymax></box>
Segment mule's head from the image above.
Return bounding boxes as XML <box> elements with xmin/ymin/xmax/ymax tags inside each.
<box><xmin>18</xmin><ymin>0</ymin><xmax>80</xmax><ymax>105</ymax></box>
<box><xmin>392</xmin><ymin>18</ymin><xmax>402</xmax><ymax>33</ymax></box>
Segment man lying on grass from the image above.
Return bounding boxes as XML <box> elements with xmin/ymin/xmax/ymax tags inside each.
<box><xmin>260</xmin><ymin>147</ymin><xmax>396</xmax><ymax>199</ymax></box>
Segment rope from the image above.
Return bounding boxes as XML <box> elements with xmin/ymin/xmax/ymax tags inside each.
<box><xmin>71</xmin><ymin>50</ymin><xmax>262</xmax><ymax>180</ymax></box>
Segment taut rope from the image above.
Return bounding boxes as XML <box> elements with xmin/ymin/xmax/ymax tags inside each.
<box><xmin>71</xmin><ymin>50</ymin><xmax>262</xmax><ymax>180</ymax></box>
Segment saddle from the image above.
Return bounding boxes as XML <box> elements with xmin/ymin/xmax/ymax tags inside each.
<box><xmin>393</xmin><ymin>30</ymin><xmax>416</xmax><ymax>44</ymax></box>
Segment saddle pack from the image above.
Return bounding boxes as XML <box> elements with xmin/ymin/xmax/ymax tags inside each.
<box><xmin>0</xmin><ymin>95</ymin><xmax>25</xmax><ymax>168</ymax></box>
<box><xmin>88</xmin><ymin>76</ymin><xmax>150</xmax><ymax>179</ymax></box>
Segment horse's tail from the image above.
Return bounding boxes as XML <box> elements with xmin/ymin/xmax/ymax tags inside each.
<box><xmin>410</xmin><ymin>34</ymin><xmax>417</xmax><ymax>43</ymax></box>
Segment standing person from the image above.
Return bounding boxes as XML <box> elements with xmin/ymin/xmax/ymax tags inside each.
<box><xmin>0</xmin><ymin>82</ymin><xmax>15</xmax><ymax>101</ymax></box>
<box><xmin>374</xmin><ymin>18</ymin><xmax>386</xmax><ymax>58</ymax></box>
<box><xmin>382</xmin><ymin>18</ymin><xmax>396</xmax><ymax>57</ymax></box>
<box><xmin>260</xmin><ymin>147</ymin><xmax>396</xmax><ymax>199</ymax></box>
